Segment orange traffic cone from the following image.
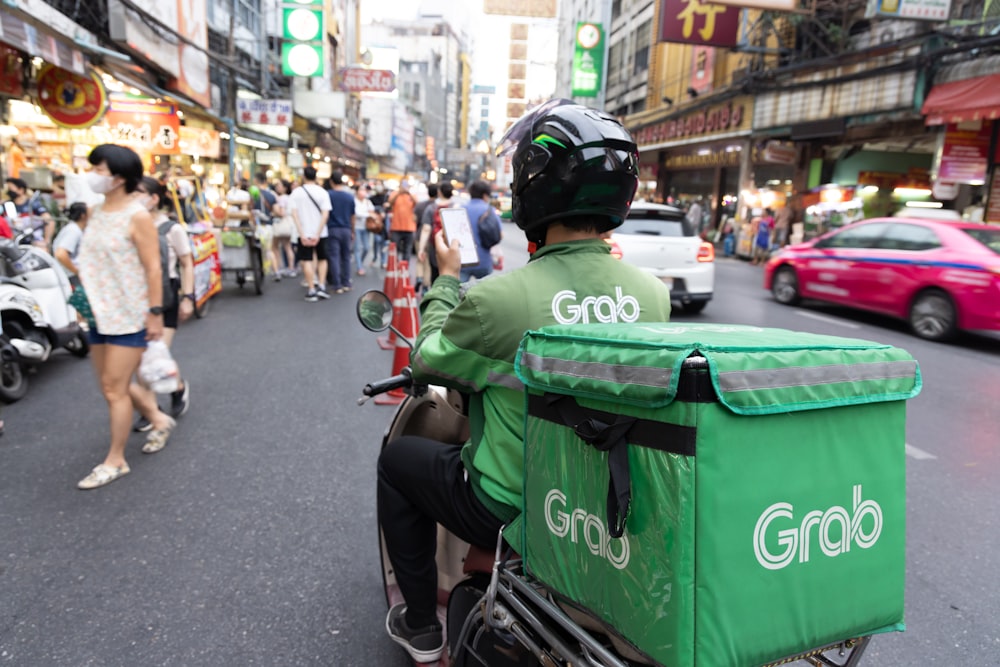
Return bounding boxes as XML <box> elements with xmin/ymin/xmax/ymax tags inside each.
<box><xmin>377</xmin><ymin>244</ymin><xmax>400</xmax><ymax>350</ymax></box>
<box><xmin>374</xmin><ymin>280</ymin><xmax>419</xmax><ymax>406</ymax></box>
<box><xmin>381</xmin><ymin>260</ymin><xmax>410</xmax><ymax>351</ymax></box>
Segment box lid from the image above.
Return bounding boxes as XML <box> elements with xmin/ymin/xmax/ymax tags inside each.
<box><xmin>515</xmin><ymin>323</ymin><xmax>921</xmax><ymax>415</ymax></box>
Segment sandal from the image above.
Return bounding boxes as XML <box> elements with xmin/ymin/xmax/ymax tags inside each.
<box><xmin>78</xmin><ymin>462</ymin><xmax>130</xmax><ymax>489</ymax></box>
<box><xmin>142</xmin><ymin>417</ymin><xmax>177</xmax><ymax>454</ymax></box>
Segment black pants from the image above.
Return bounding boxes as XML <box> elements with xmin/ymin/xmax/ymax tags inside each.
<box><xmin>391</xmin><ymin>231</ymin><xmax>414</xmax><ymax>262</ymax></box>
<box><xmin>377</xmin><ymin>436</ymin><xmax>505</xmax><ymax>627</ymax></box>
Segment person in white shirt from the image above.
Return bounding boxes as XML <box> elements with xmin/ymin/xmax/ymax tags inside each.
<box><xmin>353</xmin><ymin>185</ymin><xmax>377</xmax><ymax>276</ymax></box>
<box><xmin>52</xmin><ymin>202</ymin><xmax>89</xmax><ymax>284</ymax></box>
<box><xmin>288</xmin><ymin>166</ymin><xmax>331</xmax><ymax>302</ymax></box>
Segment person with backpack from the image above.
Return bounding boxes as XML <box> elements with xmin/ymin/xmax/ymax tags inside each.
<box><xmin>460</xmin><ymin>179</ymin><xmax>502</xmax><ymax>282</ymax></box>
<box><xmin>415</xmin><ymin>182</ymin><xmax>457</xmax><ymax>289</ymax></box>
<box><xmin>130</xmin><ymin>176</ymin><xmax>193</xmax><ymax>432</ymax></box>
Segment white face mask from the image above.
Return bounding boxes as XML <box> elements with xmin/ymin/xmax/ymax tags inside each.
<box><xmin>86</xmin><ymin>172</ymin><xmax>118</xmax><ymax>194</ymax></box>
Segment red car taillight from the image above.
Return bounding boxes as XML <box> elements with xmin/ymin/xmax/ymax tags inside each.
<box><xmin>697</xmin><ymin>242</ymin><xmax>715</xmax><ymax>263</ymax></box>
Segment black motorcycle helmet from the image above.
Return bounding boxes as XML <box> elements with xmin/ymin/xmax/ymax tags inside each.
<box><xmin>496</xmin><ymin>99</ymin><xmax>639</xmax><ymax>244</ymax></box>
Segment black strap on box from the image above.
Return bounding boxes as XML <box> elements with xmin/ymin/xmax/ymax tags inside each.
<box><xmin>529</xmin><ymin>392</ymin><xmax>696</xmax><ymax>539</ymax></box>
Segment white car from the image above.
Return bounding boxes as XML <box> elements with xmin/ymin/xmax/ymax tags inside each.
<box><xmin>610</xmin><ymin>202</ymin><xmax>715</xmax><ymax>314</ymax></box>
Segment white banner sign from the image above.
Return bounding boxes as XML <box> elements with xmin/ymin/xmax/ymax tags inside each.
<box><xmin>236</xmin><ymin>99</ymin><xmax>293</xmax><ymax>127</ymax></box>
<box><xmin>865</xmin><ymin>0</ymin><xmax>952</xmax><ymax>21</ymax></box>
<box><xmin>712</xmin><ymin>0</ymin><xmax>797</xmax><ymax>9</ymax></box>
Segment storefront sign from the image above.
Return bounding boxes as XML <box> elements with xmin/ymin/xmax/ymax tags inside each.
<box><xmin>634</xmin><ymin>99</ymin><xmax>749</xmax><ymax>147</ymax></box>
<box><xmin>35</xmin><ymin>65</ymin><xmax>107</xmax><ymax>129</ymax></box>
<box><xmin>0</xmin><ymin>45</ymin><xmax>23</xmax><ymax>97</ymax></box>
<box><xmin>865</xmin><ymin>0</ymin><xmax>952</xmax><ymax>22</ymax></box>
<box><xmin>690</xmin><ymin>46</ymin><xmax>714</xmax><ymax>94</ymax></box>
<box><xmin>0</xmin><ymin>11</ymin><xmax>85</xmax><ymax>74</ymax></box>
<box><xmin>572</xmin><ymin>23</ymin><xmax>604</xmax><ymax>98</ymax></box>
<box><xmin>711</xmin><ymin>0</ymin><xmax>796</xmax><ymax>7</ymax></box>
<box><xmin>108</xmin><ymin>0</ymin><xmax>181</xmax><ymax>77</ymax></box>
<box><xmin>170</xmin><ymin>0</ymin><xmax>210</xmax><ymax>108</ymax></box>
<box><xmin>937</xmin><ymin>122</ymin><xmax>991</xmax><ymax>185</ymax></box>
<box><xmin>179</xmin><ymin>126</ymin><xmax>220</xmax><ymax>159</ymax></box>
<box><xmin>664</xmin><ymin>143</ymin><xmax>742</xmax><ymax>170</ymax></box>
<box><xmin>104</xmin><ymin>98</ymin><xmax>180</xmax><ymax>154</ymax></box>
<box><xmin>659</xmin><ymin>0</ymin><xmax>741</xmax><ymax>48</ymax></box>
<box><xmin>189</xmin><ymin>231</ymin><xmax>221</xmax><ymax>308</ymax></box>
<box><xmin>760</xmin><ymin>140</ymin><xmax>797</xmax><ymax>165</ymax></box>
<box><xmin>235</xmin><ymin>99</ymin><xmax>293</xmax><ymax>127</ymax></box>
<box><xmin>483</xmin><ymin>0</ymin><xmax>557</xmax><ymax>17</ymax></box>
<box><xmin>338</xmin><ymin>68</ymin><xmax>396</xmax><ymax>93</ymax></box>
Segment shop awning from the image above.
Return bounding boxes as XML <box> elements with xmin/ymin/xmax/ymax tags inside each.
<box><xmin>922</xmin><ymin>73</ymin><xmax>1000</xmax><ymax>125</ymax></box>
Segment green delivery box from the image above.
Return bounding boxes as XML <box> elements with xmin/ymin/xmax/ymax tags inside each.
<box><xmin>513</xmin><ymin>323</ymin><xmax>921</xmax><ymax>667</ymax></box>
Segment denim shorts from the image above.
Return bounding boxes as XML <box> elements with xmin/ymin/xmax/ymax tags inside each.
<box><xmin>88</xmin><ymin>328</ymin><xmax>148</xmax><ymax>348</ymax></box>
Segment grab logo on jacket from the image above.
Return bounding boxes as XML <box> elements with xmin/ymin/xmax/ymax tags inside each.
<box><xmin>552</xmin><ymin>286</ymin><xmax>640</xmax><ymax>324</ymax></box>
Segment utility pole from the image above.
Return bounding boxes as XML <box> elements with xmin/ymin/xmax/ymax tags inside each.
<box><xmin>227</xmin><ymin>0</ymin><xmax>238</xmax><ymax>187</ymax></box>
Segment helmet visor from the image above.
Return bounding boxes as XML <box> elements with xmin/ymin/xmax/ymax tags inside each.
<box><xmin>495</xmin><ymin>98</ymin><xmax>575</xmax><ymax>157</ymax></box>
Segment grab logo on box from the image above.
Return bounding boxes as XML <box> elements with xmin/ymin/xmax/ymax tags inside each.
<box><xmin>753</xmin><ymin>485</ymin><xmax>884</xmax><ymax>570</ymax></box>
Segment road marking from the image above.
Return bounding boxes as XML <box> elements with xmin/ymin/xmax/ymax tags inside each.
<box><xmin>795</xmin><ymin>310</ymin><xmax>862</xmax><ymax>329</ymax></box>
<box><xmin>906</xmin><ymin>443</ymin><xmax>937</xmax><ymax>460</ymax></box>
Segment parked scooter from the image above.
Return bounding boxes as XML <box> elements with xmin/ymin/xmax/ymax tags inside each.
<box><xmin>356</xmin><ymin>290</ymin><xmax>872</xmax><ymax>667</ymax></box>
<box><xmin>0</xmin><ymin>228</ymin><xmax>88</xmax><ymax>403</ymax></box>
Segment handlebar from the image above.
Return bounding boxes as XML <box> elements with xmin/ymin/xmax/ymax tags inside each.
<box><xmin>357</xmin><ymin>368</ymin><xmax>413</xmax><ymax>405</ymax></box>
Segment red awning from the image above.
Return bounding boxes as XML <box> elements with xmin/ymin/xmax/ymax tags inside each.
<box><xmin>922</xmin><ymin>73</ymin><xmax>1000</xmax><ymax>125</ymax></box>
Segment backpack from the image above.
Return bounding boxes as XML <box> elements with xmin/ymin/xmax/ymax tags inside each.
<box><xmin>158</xmin><ymin>219</ymin><xmax>179</xmax><ymax>310</ymax></box>
<box><xmin>476</xmin><ymin>206</ymin><xmax>502</xmax><ymax>249</ymax></box>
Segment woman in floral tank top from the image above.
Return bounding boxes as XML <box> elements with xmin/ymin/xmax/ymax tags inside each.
<box><xmin>75</xmin><ymin>144</ymin><xmax>177</xmax><ymax>490</ymax></box>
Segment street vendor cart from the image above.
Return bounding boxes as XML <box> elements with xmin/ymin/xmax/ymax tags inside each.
<box><xmin>215</xmin><ymin>191</ymin><xmax>265</xmax><ymax>295</ymax></box>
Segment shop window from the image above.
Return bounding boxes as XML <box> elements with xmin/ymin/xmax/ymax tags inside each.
<box><xmin>632</xmin><ymin>20</ymin><xmax>651</xmax><ymax>75</ymax></box>
<box><xmin>877</xmin><ymin>224</ymin><xmax>942</xmax><ymax>252</ymax></box>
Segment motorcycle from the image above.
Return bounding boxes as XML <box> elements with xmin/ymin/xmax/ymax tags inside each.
<box><xmin>0</xmin><ymin>231</ymin><xmax>88</xmax><ymax>403</ymax></box>
<box><xmin>356</xmin><ymin>289</ymin><xmax>873</xmax><ymax>667</ymax></box>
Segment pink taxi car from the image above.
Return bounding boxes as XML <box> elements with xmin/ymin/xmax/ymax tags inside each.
<box><xmin>764</xmin><ymin>217</ymin><xmax>1000</xmax><ymax>341</ymax></box>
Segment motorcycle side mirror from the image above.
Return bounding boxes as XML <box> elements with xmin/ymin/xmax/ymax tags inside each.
<box><xmin>356</xmin><ymin>290</ymin><xmax>394</xmax><ymax>332</ymax></box>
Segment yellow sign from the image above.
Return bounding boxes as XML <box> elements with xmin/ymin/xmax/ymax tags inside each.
<box><xmin>483</xmin><ymin>0</ymin><xmax>556</xmax><ymax>17</ymax></box>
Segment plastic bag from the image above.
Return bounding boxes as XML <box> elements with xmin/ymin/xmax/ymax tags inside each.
<box><xmin>491</xmin><ymin>245</ymin><xmax>504</xmax><ymax>271</ymax></box>
<box><xmin>139</xmin><ymin>340</ymin><xmax>180</xmax><ymax>393</ymax></box>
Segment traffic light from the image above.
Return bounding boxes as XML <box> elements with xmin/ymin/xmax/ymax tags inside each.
<box><xmin>281</xmin><ymin>0</ymin><xmax>325</xmax><ymax>77</ymax></box>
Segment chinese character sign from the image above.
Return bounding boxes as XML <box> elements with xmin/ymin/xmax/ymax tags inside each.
<box><xmin>235</xmin><ymin>99</ymin><xmax>294</xmax><ymax>127</ymax></box>
<box><xmin>103</xmin><ymin>99</ymin><xmax>181</xmax><ymax>155</ymax></box>
<box><xmin>660</xmin><ymin>0</ymin><xmax>740</xmax><ymax>48</ymax></box>
<box><xmin>572</xmin><ymin>22</ymin><xmax>604</xmax><ymax>98</ymax></box>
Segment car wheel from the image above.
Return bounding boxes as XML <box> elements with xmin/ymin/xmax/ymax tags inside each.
<box><xmin>771</xmin><ymin>266</ymin><xmax>801</xmax><ymax>305</ymax></box>
<box><xmin>909</xmin><ymin>290</ymin><xmax>957</xmax><ymax>342</ymax></box>
<box><xmin>680</xmin><ymin>301</ymin><xmax>707</xmax><ymax>314</ymax></box>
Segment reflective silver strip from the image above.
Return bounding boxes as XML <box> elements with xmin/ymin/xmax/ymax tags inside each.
<box><xmin>718</xmin><ymin>360</ymin><xmax>918</xmax><ymax>393</ymax></box>
<box><xmin>412</xmin><ymin>352</ymin><xmax>482</xmax><ymax>392</ymax></box>
<box><xmin>519</xmin><ymin>352</ymin><xmax>673</xmax><ymax>388</ymax></box>
<box><xmin>489</xmin><ymin>370</ymin><xmax>524</xmax><ymax>391</ymax></box>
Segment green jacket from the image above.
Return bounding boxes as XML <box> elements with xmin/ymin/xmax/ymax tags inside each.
<box><xmin>411</xmin><ymin>238</ymin><xmax>672</xmax><ymax>523</ymax></box>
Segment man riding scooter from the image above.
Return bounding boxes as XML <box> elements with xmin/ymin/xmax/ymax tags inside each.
<box><xmin>376</xmin><ymin>99</ymin><xmax>674</xmax><ymax>663</ymax></box>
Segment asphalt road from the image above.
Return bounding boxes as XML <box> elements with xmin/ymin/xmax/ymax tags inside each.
<box><xmin>1</xmin><ymin>230</ymin><xmax>998</xmax><ymax>666</ymax></box>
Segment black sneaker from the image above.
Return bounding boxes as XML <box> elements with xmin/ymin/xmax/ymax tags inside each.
<box><xmin>385</xmin><ymin>604</ymin><xmax>443</xmax><ymax>663</ymax></box>
<box><xmin>170</xmin><ymin>380</ymin><xmax>190</xmax><ymax>418</ymax></box>
<box><xmin>305</xmin><ymin>289</ymin><xmax>319</xmax><ymax>303</ymax></box>
<box><xmin>133</xmin><ymin>415</ymin><xmax>153</xmax><ymax>432</ymax></box>
<box><xmin>315</xmin><ymin>286</ymin><xmax>330</xmax><ymax>300</ymax></box>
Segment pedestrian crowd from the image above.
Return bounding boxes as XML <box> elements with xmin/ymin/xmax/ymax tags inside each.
<box><xmin>0</xmin><ymin>141</ymin><xmax>506</xmax><ymax>484</ymax></box>
<box><xmin>247</xmin><ymin>170</ymin><xmax>504</xmax><ymax>303</ymax></box>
